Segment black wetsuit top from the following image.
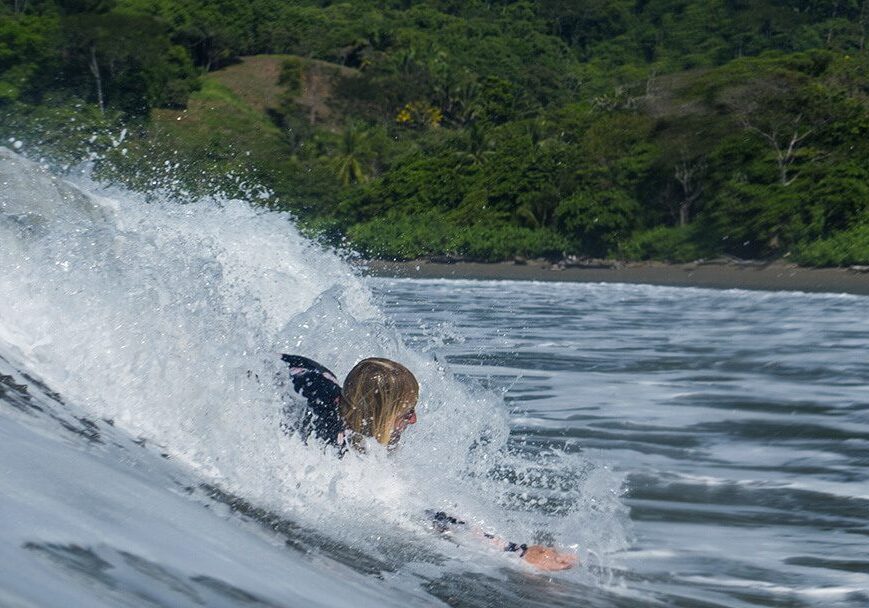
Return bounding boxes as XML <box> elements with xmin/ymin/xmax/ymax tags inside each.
<box><xmin>281</xmin><ymin>354</ymin><xmax>346</xmax><ymax>447</ymax></box>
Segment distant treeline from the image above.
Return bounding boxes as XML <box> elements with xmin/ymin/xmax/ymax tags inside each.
<box><xmin>2</xmin><ymin>0</ymin><xmax>868</xmax><ymax>265</ymax></box>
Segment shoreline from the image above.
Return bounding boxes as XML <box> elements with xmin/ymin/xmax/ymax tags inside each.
<box><xmin>359</xmin><ymin>259</ymin><xmax>869</xmax><ymax>296</ymax></box>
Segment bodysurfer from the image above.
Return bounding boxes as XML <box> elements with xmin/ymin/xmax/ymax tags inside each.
<box><xmin>282</xmin><ymin>354</ymin><xmax>577</xmax><ymax>572</ymax></box>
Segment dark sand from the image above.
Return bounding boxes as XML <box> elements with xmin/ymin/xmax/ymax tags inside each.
<box><xmin>360</xmin><ymin>259</ymin><xmax>869</xmax><ymax>296</ymax></box>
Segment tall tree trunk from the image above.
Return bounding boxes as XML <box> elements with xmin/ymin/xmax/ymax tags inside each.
<box><xmin>674</xmin><ymin>157</ymin><xmax>705</xmax><ymax>227</ymax></box>
<box><xmin>205</xmin><ymin>39</ymin><xmax>214</xmax><ymax>72</ymax></box>
<box><xmin>89</xmin><ymin>44</ymin><xmax>104</xmax><ymax>114</ymax></box>
<box><xmin>778</xmin><ymin>160</ymin><xmax>789</xmax><ymax>186</ymax></box>
<box><xmin>679</xmin><ymin>201</ymin><xmax>690</xmax><ymax>227</ymax></box>
<box><xmin>774</xmin><ymin>127</ymin><xmax>813</xmax><ymax>186</ymax></box>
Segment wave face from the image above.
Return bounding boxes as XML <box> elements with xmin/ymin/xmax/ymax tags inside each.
<box><xmin>0</xmin><ymin>148</ymin><xmax>627</xmax><ymax>607</ymax></box>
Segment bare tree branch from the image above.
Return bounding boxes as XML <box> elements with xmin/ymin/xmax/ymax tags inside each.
<box><xmin>739</xmin><ymin>110</ymin><xmax>820</xmax><ymax>186</ymax></box>
<box><xmin>674</xmin><ymin>155</ymin><xmax>706</xmax><ymax>226</ymax></box>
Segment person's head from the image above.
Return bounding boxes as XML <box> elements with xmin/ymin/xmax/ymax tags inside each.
<box><xmin>340</xmin><ymin>357</ymin><xmax>419</xmax><ymax>448</ymax></box>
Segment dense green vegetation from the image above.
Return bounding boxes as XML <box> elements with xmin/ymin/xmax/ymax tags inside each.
<box><xmin>2</xmin><ymin>0</ymin><xmax>868</xmax><ymax>265</ymax></box>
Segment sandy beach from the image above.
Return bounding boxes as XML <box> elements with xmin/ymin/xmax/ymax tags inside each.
<box><xmin>360</xmin><ymin>259</ymin><xmax>869</xmax><ymax>296</ymax></box>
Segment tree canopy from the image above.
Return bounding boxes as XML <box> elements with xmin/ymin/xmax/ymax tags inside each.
<box><xmin>2</xmin><ymin>0</ymin><xmax>868</xmax><ymax>265</ymax></box>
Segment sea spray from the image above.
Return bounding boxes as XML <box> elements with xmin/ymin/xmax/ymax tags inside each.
<box><xmin>0</xmin><ymin>147</ymin><xmax>628</xmax><ymax>579</ymax></box>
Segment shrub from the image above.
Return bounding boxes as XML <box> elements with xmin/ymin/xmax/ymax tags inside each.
<box><xmin>278</xmin><ymin>57</ymin><xmax>304</xmax><ymax>96</ymax></box>
<box><xmin>346</xmin><ymin>212</ymin><xmax>567</xmax><ymax>261</ymax></box>
<box><xmin>347</xmin><ymin>212</ymin><xmax>452</xmax><ymax>259</ymax></box>
<box><xmin>452</xmin><ymin>224</ymin><xmax>567</xmax><ymax>262</ymax></box>
<box><xmin>554</xmin><ymin>188</ymin><xmax>638</xmax><ymax>257</ymax></box>
<box><xmin>619</xmin><ymin>225</ymin><xmax>718</xmax><ymax>262</ymax></box>
<box><xmin>793</xmin><ymin>224</ymin><xmax>869</xmax><ymax>267</ymax></box>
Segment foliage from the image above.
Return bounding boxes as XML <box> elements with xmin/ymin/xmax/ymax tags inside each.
<box><xmin>0</xmin><ymin>13</ymin><xmax>59</xmax><ymax>103</ymax></box>
<box><xmin>794</xmin><ymin>225</ymin><xmax>869</xmax><ymax>267</ymax></box>
<box><xmin>278</xmin><ymin>57</ymin><xmax>303</xmax><ymax>96</ymax></box>
<box><xmin>619</xmin><ymin>225</ymin><xmax>718</xmax><ymax>263</ymax></box>
<box><xmin>0</xmin><ymin>96</ymin><xmax>128</xmax><ymax>163</ymax></box>
<box><xmin>555</xmin><ymin>189</ymin><xmax>639</xmax><ymax>257</ymax></box>
<box><xmin>347</xmin><ymin>211</ymin><xmax>567</xmax><ymax>262</ymax></box>
<box><xmin>61</xmin><ymin>12</ymin><xmax>198</xmax><ymax>113</ymax></box>
<box><xmin>347</xmin><ymin>211</ymin><xmax>453</xmax><ymax>260</ymax></box>
<box><xmin>2</xmin><ymin>0</ymin><xmax>869</xmax><ymax>265</ymax></box>
<box><xmin>395</xmin><ymin>101</ymin><xmax>443</xmax><ymax>129</ymax></box>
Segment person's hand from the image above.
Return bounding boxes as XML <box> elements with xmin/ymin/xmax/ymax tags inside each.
<box><xmin>521</xmin><ymin>545</ymin><xmax>578</xmax><ymax>571</ymax></box>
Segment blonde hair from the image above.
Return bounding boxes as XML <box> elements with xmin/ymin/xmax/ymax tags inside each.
<box><xmin>340</xmin><ymin>358</ymin><xmax>419</xmax><ymax>447</ymax></box>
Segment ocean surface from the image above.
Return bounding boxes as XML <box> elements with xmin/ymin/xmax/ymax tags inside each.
<box><xmin>371</xmin><ymin>278</ymin><xmax>869</xmax><ymax>607</ymax></box>
<box><xmin>1</xmin><ymin>147</ymin><xmax>867</xmax><ymax>607</ymax></box>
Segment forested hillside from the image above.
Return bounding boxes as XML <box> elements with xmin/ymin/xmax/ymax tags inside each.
<box><xmin>3</xmin><ymin>0</ymin><xmax>868</xmax><ymax>265</ymax></box>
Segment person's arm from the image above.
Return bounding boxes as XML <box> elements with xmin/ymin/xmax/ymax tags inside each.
<box><xmin>282</xmin><ymin>354</ymin><xmax>344</xmax><ymax>446</ymax></box>
<box><xmin>428</xmin><ymin>511</ymin><xmax>577</xmax><ymax>571</ymax></box>
<box><xmin>514</xmin><ymin>545</ymin><xmax>578</xmax><ymax>571</ymax></box>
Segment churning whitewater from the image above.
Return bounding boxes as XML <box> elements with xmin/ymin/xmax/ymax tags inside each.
<box><xmin>0</xmin><ymin>148</ymin><xmax>626</xmax><ymax>607</ymax></box>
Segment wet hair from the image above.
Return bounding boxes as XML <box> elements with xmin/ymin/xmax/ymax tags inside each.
<box><xmin>340</xmin><ymin>358</ymin><xmax>419</xmax><ymax>448</ymax></box>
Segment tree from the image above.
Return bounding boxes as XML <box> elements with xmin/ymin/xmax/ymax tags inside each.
<box><xmin>741</xmin><ymin>114</ymin><xmax>817</xmax><ymax>187</ymax></box>
<box><xmin>555</xmin><ymin>188</ymin><xmax>639</xmax><ymax>256</ymax></box>
<box><xmin>0</xmin><ymin>13</ymin><xmax>59</xmax><ymax>103</ymax></box>
<box><xmin>60</xmin><ymin>12</ymin><xmax>197</xmax><ymax>114</ymax></box>
<box><xmin>537</xmin><ymin>0</ymin><xmax>629</xmax><ymax>57</ymax></box>
<box><xmin>516</xmin><ymin>184</ymin><xmax>559</xmax><ymax>229</ymax></box>
<box><xmin>434</xmin><ymin>76</ymin><xmax>479</xmax><ymax>127</ymax></box>
<box><xmin>674</xmin><ymin>154</ymin><xmax>707</xmax><ymax>226</ymax></box>
<box><xmin>724</xmin><ymin>77</ymin><xmax>829</xmax><ymax>186</ymax></box>
<box><xmin>458</xmin><ymin>121</ymin><xmax>493</xmax><ymax>166</ymax></box>
<box><xmin>333</xmin><ymin>124</ymin><xmax>368</xmax><ymax>186</ymax></box>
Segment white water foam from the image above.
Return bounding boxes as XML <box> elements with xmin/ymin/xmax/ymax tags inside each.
<box><xmin>0</xmin><ymin>148</ymin><xmax>628</xmax><ymax>579</ymax></box>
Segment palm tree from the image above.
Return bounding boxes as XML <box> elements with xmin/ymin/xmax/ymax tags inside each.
<box><xmin>516</xmin><ymin>186</ymin><xmax>559</xmax><ymax>229</ymax></box>
<box><xmin>443</xmin><ymin>80</ymin><xmax>479</xmax><ymax>127</ymax></box>
<box><xmin>458</xmin><ymin>122</ymin><xmax>494</xmax><ymax>167</ymax></box>
<box><xmin>333</xmin><ymin>124</ymin><xmax>368</xmax><ymax>186</ymax></box>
